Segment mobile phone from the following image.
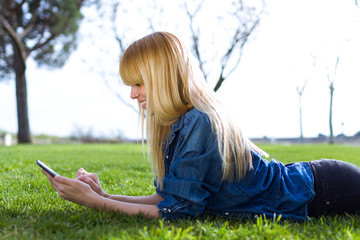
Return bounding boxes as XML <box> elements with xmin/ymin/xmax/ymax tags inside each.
<box><xmin>36</xmin><ymin>159</ymin><xmax>59</xmax><ymax>177</ymax></box>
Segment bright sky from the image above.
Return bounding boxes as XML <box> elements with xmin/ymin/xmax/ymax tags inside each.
<box><xmin>1</xmin><ymin>0</ymin><xmax>359</xmax><ymax>140</ymax></box>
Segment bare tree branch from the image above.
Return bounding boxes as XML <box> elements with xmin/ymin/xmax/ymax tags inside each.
<box><xmin>29</xmin><ymin>33</ymin><xmax>57</xmax><ymax>52</ymax></box>
<box><xmin>104</xmin><ymin>76</ymin><xmax>139</xmax><ymax>114</ymax></box>
<box><xmin>327</xmin><ymin>56</ymin><xmax>339</xmax><ymax>92</ymax></box>
<box><xmin>328</xmin><ymin>56</ymin><xmax>340</xmax><ymax>84</ymax></box>
<box><xmin>327</xmin><ymin>56</ymin><xmax>339</xmax><ymax>144</ymax></box>
<box><xmin>20</xmin><ymin>10</ymin><xmax>38</xmax><ymax>39</ymax></box>
<box><xmin>214</xmin><ymin>0</ymin><xmax>264</xmax><ymax>92</ymax></box>
<box><xmin>14</xmin><ymin>0</ymin><xmax>26</xmax><ymax>10</ymax></box>
<box><xmin>296</xmin><ymin>80</ymin><xmax>308</xmax><ymax>96</ymax></box>
<box><xmin>0</xmin><ymin>14</ymin><xmax>28</xmax><ymax>66</ymax></box>
<box><xmin>296</xmin><ymin>79</ymin><xmax>308</xmax><ymax>142</ymax></box>
<box><xmin>111</xmin><ymin>2</ymin><xmax>126</xmax><ymax>54</ymax></box>
<box><xmin>184</xmin><ymin>0</ymin><xmax>207</xmax><ymax>79</ymax></box>
<box><xmin>110</xmin><ymin>2</ymin><xmax>139</xmax><ymax>113</ymax></box>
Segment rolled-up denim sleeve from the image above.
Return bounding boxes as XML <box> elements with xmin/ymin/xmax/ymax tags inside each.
<box><xmin>155</xmin><ymin>180</ymin><xmax>167</xmax><ymax>200</ymax></box>
<box><xmin>157</xmin><ymin>113</ymin><xmax>223</xmax><ymax>220</ymax></box>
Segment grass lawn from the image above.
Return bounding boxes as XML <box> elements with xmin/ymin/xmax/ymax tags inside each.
<box><xmin>1</xmin><ymin>143</ymin><xmax>360</xmax><ymax>239</ymax></box>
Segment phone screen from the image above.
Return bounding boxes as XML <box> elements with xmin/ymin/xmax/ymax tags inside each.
<box><xmin>36</xmin><ymin>159</ymin><xmax>59</xmax><ymax>177</ymax></box>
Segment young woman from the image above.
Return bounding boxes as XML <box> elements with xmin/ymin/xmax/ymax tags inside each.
<box><xmin>43</xmin><ymin>32</ymin><xmax>360</xmax><ymax>220</ymax></box>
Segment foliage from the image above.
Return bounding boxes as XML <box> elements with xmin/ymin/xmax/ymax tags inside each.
<box><xmin>1</xmin><ymin>144</ymin><xmax>360</xmax><ymax>239</ymax></box>
<box><xmin>0</xmin><ymin>0</ymin><xmax>86</xmax><ymax>80</ymax></box>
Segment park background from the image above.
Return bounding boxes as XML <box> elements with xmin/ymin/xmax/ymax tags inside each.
<box><xmin>1</xmin><ymin>0</ymin><xmax>360</xmax><ymax>144</ymax></box>
<box><xmin>2</xmin><ymin>1</ymin><xmax>360</xmax><ymax>239</ymax></box>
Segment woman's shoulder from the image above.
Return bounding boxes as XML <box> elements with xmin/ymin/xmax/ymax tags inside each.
<box><xmin>169</xmin><ymin>108</ymin><xmax>218</xmax><ymax>157</ymax></box>
<box><xmin>180</xmin><ymin>108</ymin><xmax>211</xmax><ymax>129</ymax></box>
<box><xmin>171</xmin><ymin>108</ymin><xmax>212</xmax><ymax>137</ymax></box>
<box><xmin>183</xmin><ymin>108</ymin><xmax>208</xmax><ymax>122</ymax></box>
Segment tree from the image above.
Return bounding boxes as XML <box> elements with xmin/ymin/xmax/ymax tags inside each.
<box><xmin>296</xmin><ymin>81</ymin><xmax>307</xmax><ymax>143</ymax></box>
<box><xmin>295</xmin><ymin>54</ymin><xmax>316</xmax><ymax>143</ymax></box>
<box><xmin>184</xmin><ymin>0</ymin><xmax>264</xmax><ymax>92</ymax></box>
<box><xmin>327</xmin><ymin>56</ymin><xmax>339</xmax><ymax>144</ymax></box>
<box><xmin>0</xmin><ymin>0</ymin><xmax>87</xmax><ymax>143</ymax></box>
<box><xmin>94</xmin><ymin>0</ymin><xmax>264</xmax><ymax>110</ymax></box>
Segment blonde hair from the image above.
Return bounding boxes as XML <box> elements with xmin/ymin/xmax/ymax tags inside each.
<box><xmin>120</xmin><ymin>32</ymin><xmax>267</xmax><ymax>188</ymax></box>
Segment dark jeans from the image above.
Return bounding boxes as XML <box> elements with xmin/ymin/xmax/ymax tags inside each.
<box><xmin>308</xmin><ymin>159</ymin><xmax>360</xmax><ymax>217</ymax></box>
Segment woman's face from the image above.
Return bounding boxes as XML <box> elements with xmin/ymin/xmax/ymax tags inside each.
<box><xmin>130</xmin><ymin>84</ymin><xmax>147</xmax><ymax>109</ymax></box>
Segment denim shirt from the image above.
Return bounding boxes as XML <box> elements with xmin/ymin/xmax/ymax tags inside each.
<box><xmin>156</xmin><ymin>108</ymin><xmax>315</xmax><ymax>220</ymax></box>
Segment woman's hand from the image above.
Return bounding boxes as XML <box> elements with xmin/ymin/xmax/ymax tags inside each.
<box><xmin>42</xmin><ymin>169</ymin><xmax>160</xmax><ymax>218</ymax></box>
<box><xmin>42</xmin><ymin>169</ymin><xmax>99</xmax><ymax>207</ymax></box>
<box><xmin>75</xmin><ymin>168</ymin><xmax>108</xmax><ymax>198</ymax></box>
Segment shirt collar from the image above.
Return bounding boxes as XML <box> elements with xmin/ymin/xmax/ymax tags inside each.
<box><xmin>166</xmin><ymin>108</ymin><xmax>196</xmax><ymax>149</ymax></box>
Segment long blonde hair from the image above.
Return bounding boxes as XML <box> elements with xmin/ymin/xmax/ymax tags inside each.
<box><xmin>120</xmin><ymin>32</ymin><xmax>267</xmax><ymax>188</ymax></box>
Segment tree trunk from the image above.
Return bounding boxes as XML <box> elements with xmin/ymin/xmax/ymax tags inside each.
<box><xmin>299</xmin><ymin>95</ymin><xmax>304</xmax><ymax>143</ymax></box>
<box><xmin>329</xmin><ymin>87</ymin><xmax>334</xmax><ymax>144</ymax></box>
<box><xmin>15</xmin><ymin>72</ymin><xmax>31</xmax><ymax>143</ymax></box>
<box><xmin>13</xmin><ymin>41</ymin><xmax>31</xmax><ymax>143</ymax></box>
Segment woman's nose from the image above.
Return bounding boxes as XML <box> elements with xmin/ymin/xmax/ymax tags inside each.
<box><xmin>130</xmin><ymin>86</ymin><xmax>139</xmax><ymax>99</ymax></box>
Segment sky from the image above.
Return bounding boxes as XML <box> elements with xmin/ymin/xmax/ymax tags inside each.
<box><xmin>1</xmin><ymin>0</ymin><xmax>360</xmax><ymax>140</ymax></box>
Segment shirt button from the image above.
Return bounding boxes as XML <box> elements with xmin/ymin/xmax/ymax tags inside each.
<box><xmin>225</xmin><ymin>212</ymin><xmax>229</xmax><ymax>215</ymax></box>
<box><xmin>166</xmin><ymin>155</ymin><xmax>169</xmax><ymax>159</ymax></box>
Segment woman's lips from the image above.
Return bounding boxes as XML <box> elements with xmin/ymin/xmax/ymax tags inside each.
<box><xmin>139</xmin><ymin>100</ymin><xmax>146</xmax><ymax>109</ymax></box>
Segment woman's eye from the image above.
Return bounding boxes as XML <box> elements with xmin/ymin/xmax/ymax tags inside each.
<box><xmin>135</xmin><ymin>84</ymin><xmax>141</xmax><ymax>87</ymax></box>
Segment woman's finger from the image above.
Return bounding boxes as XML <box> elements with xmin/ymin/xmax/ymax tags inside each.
<box><xmin>41</xmin><ymin>169</ymin><xmax>61</xmax><ymax>192</ymax></box>
<box><xmin>79</xmin><ymin>175</ymin><xmax>103</xmax><ymax>196</ymax></box>
<box><xmin>87</xmin><ymin>173</ymin><xmax>99</xmax><ymax>182</ymax></box>
<box><xmin>54</xmin><ymin>175</ymin><xmax>81</xmax><ymax>186</ymax></box>
<box><xmin>75</xmin><ymin>168</ymin><xmax>88</xmax><ymax>178</ymax></box>
<box><xmin>77</xmin><ymin>172</ymin><xmax>100</xmax><ymax>185</ymax></box>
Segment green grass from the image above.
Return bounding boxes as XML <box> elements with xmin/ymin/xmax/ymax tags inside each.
<box><xmin>1</xmin><ymin>143</ymin><xmax>360</xmax><ymax>239</ymax></box>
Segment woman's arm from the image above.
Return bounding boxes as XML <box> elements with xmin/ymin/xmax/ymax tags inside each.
<box><xmin>92</xmin><ymin>195</ymin><xmax>160</xmax><ymax>217</ymax></box>
<box><xmin>106</xmin><ymin>194</ymin><xmax>163</xmax><ymax>205</ymax></box>
<box><xmin>43</xmin><ymin>170</ymin><xmax>160</xmax><ymax>218</ymax></box>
